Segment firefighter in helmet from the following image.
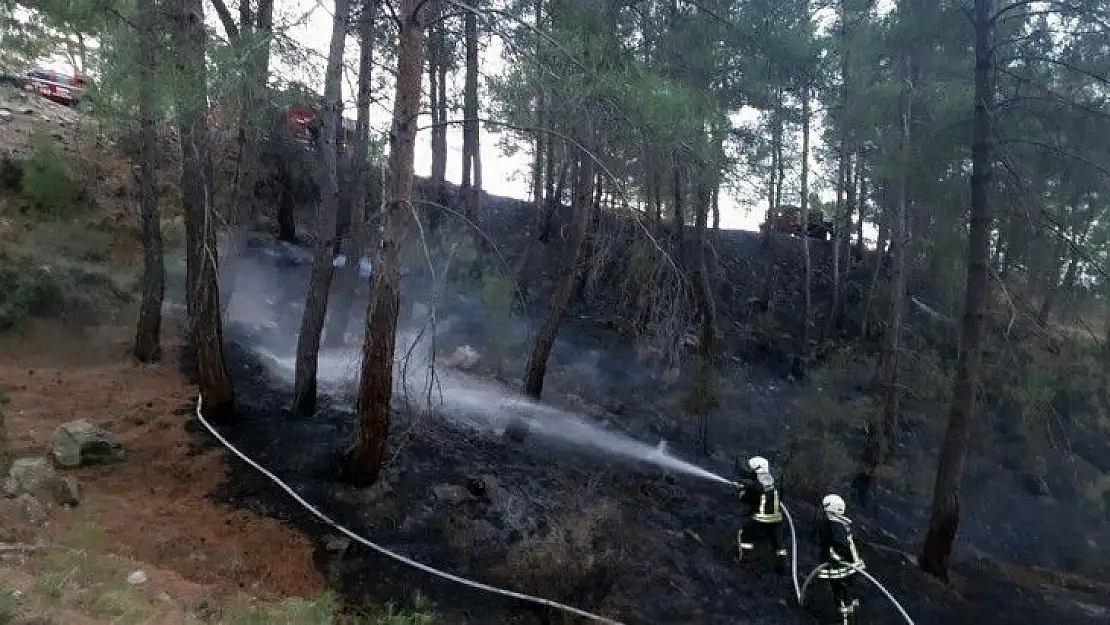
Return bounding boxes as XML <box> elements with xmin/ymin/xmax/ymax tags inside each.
<box><xmin>735</xmin><ymin>456</ymin><xmax>788</xmax><ymax>572</ymax></box>
<box><xmin>816</xmin><ymin>494</ymin><xmax>866</xmax><ymax>625</ymax></box>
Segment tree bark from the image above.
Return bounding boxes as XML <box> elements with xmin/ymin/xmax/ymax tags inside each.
<box><xmin>325</xmin><ymin>0</ymin><xmax>376</xmax><ymax>349</ymax></box>
<box><xmin>537</xmin><ymin>156</ymin><xmax>569</xmax><ymax>243</ymax></box>
<box><xmin>920</xmin><ymin>0</ymin><xmax>995</xmax><ymax>581</ymax></box>
<box><xmin>693</xmin><ymin>176</ymin><xmax>717</xmax><ymax>362</ymax></box>
<box><xmin>172</xmin><ymin>0</ymin><xmax>234</xmax><ymax>419</ymax></box>
<box><xmin>672</xmin><ymin>154</ymin><xmax>685</xmax><ymax>252</ymax></box>
<box><xmin>461</xmin><ymin>6</ymin><xmax>481</xmax><ymax>221</ymax></box>
<box><xmin>800</xmin><ymin>88</ymin><xmax>813</xmax><ymax>359</ymax></box>
<box><xmin>134</xmin><ymin>0</ymin><xmax>165</xmax><ymax>364</ymax></box>
<box><xmin>293</xmin><ymin>0</ymin><xmax>349</xmax><ymax>417</ymax></box>
<box><xmin>864</xmin><ymin>36</ymin><xmax>913</xmax><ymax>481</ymax></box>
<box><xmin>427</xmin><ymin>0</ymin><xmax>447</xmax><ymax>233</ymax></box>
<box><xmin>530</xmin><ymin>0</ymin><xmax>545</xmax><ymax>215</ymax></box>
<box><xmin>523</xmin><ymin>149</ymin><xmax>595</xmax><ymax>399</ymax></box>
<box><xmin>0</xmin><ymin>406</ymin><xmax>8</xmax><ymax>475</ymax></box>
<box><xmin>219</xmin><ymin>0</ymin><xmax>274</xmax><ymax>318</ymax></box>
<box><xmin>346</xmin><ymin>0</ymin><xmax>425</xmax><ymax>487</ymax></box>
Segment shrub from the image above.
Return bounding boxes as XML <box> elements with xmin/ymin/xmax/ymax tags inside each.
<box><xmin>57</xmin><ymin>227</ymin><xmax>115</xmax><ymax>262</ymax></box>
<box><xmin>498</xmin><ymin>502</ymin><xmax>624</xmax><ymax>605</ymax></box>
<box><xmin>20</xmin><ymin>130</ymin><xmax>82</xmax><ymax>218</ymax></box>
<box><xmin>0</xmin><ymin>153</ymin><xmax>24</xmax><ymax>191</ymax></box>
<box><xmin>0</xmin><ymin>250</ymin><xmax>131</xmax><ymax>331</ymax></box>
<box><xmin>0</xmin><ymin>250</ymin><xmax>66</xmax><ymax>329</ymax></box>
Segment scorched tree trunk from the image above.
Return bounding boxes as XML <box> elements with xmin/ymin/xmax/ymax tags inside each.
<box><xmin>293</xmin><ymin>0</ymin><xmax>350</xmax><ymax>417</ymax></box>
<box><xmin>325</xmin><ymin>0</ymin><xmax>376</xmax><ymax>349</ymax></box>
<box><xmin>133</xmin><ymin>0</ymin><xmax>165</xmax><ymax>364</ymax></box>
<box><xmin>171</xmin><ymin>0</ymin><xmax>235</xmax><ymax>419</ymax></box>
<box><xmin>523</xmin><ymin>148</ymin><xmax>595</xmax><ymax>399</ymax></box>
<box><xmin>920</xmin><ymin>0</ymin><xmax>996</xmax><ymax>582</ymax></box>
<box><xmin>346</xmin><ymin>0</ymin><xmax>426</xmax><ymax>487</ymax></box>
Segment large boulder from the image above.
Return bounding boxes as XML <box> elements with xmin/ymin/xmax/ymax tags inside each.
<box><xmin>51</xmin><ymin>420</ymin><xmax>124</xmax><ymax>468</ymax></box>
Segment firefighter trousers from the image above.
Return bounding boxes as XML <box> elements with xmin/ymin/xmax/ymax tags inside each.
<box><xmin>827</xmin><ymin>574</ymin><xmax>860</xmax><ymax>625</ymax></box>
<box><xmin>737</xmin><ymin>518</ymin><xmax>787</xmax><ymax>563</ymax></box>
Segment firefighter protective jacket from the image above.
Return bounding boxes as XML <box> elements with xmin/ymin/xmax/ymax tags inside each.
<box><xmin>738</xmin><ymin>472</ymin><xmax>783</xmax><ymax>523</ymax></box>
<box><xmin>817</xmin><ymin>515</ymin><xmax>866</xmax><ymax>579</ymax></box>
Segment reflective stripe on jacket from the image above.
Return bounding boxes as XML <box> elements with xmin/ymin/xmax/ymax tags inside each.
<box><xmin>739</xmin><ymin>472</ymin><xmax>783</xmax><ymax>523</ymax></box>
<box><xmin>817</xmin><ymin>516</ymin><xmax>864</xmax><ymax>578</ymax></box>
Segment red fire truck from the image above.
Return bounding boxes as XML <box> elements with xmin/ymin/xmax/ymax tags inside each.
<box><xmin>21</xmin><ymin>69</ymin><xmax>89</xmax><ymax>107</ymax></box>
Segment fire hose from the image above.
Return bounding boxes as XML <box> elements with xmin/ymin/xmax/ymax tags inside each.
<box><xmin>781</xmin><ymin>502</ymin><xmax>916</xmax><ymax>625</ymax></box>
<box><xmin>193</xmin><ymin>395</ymin><xmax>625</xmax><ymax>625</ymax></box>
<box><xmin>197</xmin><ymin>389</ymin><xmax>911</xmax><ymax>624</ymax></box>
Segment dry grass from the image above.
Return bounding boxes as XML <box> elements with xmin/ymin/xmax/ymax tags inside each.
<box><xmin>1</xmin><ymin>535</ymin><xmax>435</xmax><ymax>625</ymax></box>
<box><xmin>497</xmin><ymin>500</ymin><xmax>625</xmax><ymax>604</ymax></box>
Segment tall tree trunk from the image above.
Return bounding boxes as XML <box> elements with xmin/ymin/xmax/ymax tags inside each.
<box><xmin>134</xmin><ymin>0</ymin><xmax>165</xmax><ymax>364</ymax></box>
<box><xmin>652</xmin><ymin>167</ymin><xmax>663</xmax><ymax>227</ymax></box>
<box><xmin>693</xmin><ymin>177</ymin><xmax>718</xmax><ymax>360</ymax></box>
<box><xmin>292</xmin><ymin>0</ymin><xmax>349</xmax><ymax>417</ymax></box>
<box><xmin>276</xmin><ymin>165</ymin><xmax>298</xmax><ymax>241</ymax></box>
<box><xmin>842</xmin><ymin>153</ymin><xmax>856</xmax><ymax>267</ymax></box>
<box><xmin>346</xmin><ymin>0</ymin><xmax>425</xmax><ymax>487</ymax></box>
<box><xmin>537</xmin><ymin>157</ymin><xmax>570</xmax><ymax>242</ymax></box>
<box><xmin>461</xmin><ymin>7</ymin><xmax>482</xmax><ymax>224</ymax></box>
<box><xmin>427</xmin><ymin>0</ymin><xmax>447</xmax><ymax>233</ymax></box>
<box><xmin>762</xmin><ymin>104</ymin><xmax>780</xmax><ymax>248</ymax></box>
<box><xmin>325</xmin><ymin>0</ymin><xmax>376</xmax><ymax>349</ymax></box>
<box><xmin>856</xmin><ymin>160</ymin><xmax>867</xmax><ymax>255</ymax></box>
<box><xmin>172</xmin><ymin>0</ymin><xmax>234</xmax><ymax>419</ymax></box>
<box><xmin>1038</xmin><ymin>238</ymin><xmax>1083</xmax><ymax>326</ymax></box>
<box><xmin>831</xmin><ymin>133</ymin><xmax>845</xmax><ymax>330</ymax></box>
<box><xmin>672</xmin><ymin>155</ymin><xmax>685</xmax><ymax>252</ymax></box>
<box><xmin>920</xmin><ymin>0</ymin><xmax>995</xmax><ymax>581</ymax></box>
<box><xmin>800</xmin><ymin>87</ymin><xmax>813</xmax><ymax>358</ymax></box>
<box><xmin>0</xmin><ymin>404</ymin><xmax>8</xmax><ymax>475</ymax></box>
<box><xmin>530</xmin><ymin>0</ymin><xmax>545</xmax><ymax>214</ymax></box>
<box><xmin>711</xmin><ymin>183</ymin><xmax>720</xmax><ymax>232</ymax></box>
<box><xmin>863</xmin><ymin>42</ymin><xmax>912</xmax><ymax>488</ymax></box>
<box><xmin>220</xmin><ymin>0</ymin><xmax>274</xmax><ymax>318</ymax></box>
<box><xmin>829</xmin><ymin>2</ymin><xmax>853</xmax><ymax>334</ymax></box>
<box><xmin>523</xmin><ymin>149</ymin><xmax>595</xmax><ymax>399</ymax></box>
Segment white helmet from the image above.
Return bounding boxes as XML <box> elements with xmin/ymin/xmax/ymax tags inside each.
<box><xmin>748</xmin><ymin>456</ymin><xmax>770</xmax><ymax>474</ymax></box>
<box><xmin>822</xmin><ymin>494</ymin><xmax>846</xmax><ymax>516</ymax></box>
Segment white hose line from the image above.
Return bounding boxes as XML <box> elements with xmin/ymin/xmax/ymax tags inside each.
<box><xmin>796</xmin><ymin>559</ymin><xmax>915</xmax><ymax>625</ymax></box>
<box><xmin>780</xmin><ymin>503</ymin><xmax>802</xmax><ymax>602</ymax></box>
<box><xmin>846</xmin><ymin>562</ymin><xmax>915</xmax><ymax>625</ymax></box>
<box><xmin>798</xmin><ymin>562</ymin><xmax>827</xmax><ymax>605</ymax></box>
<box><xmin>193</xmin><ymin>394</ymin><xmax>625</xmax><ymax>625</ymax></box>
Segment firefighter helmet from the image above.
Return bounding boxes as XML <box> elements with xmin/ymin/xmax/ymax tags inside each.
<box><xmin>748</xmin><ymin>456</ymin><xmax>770</xmax><ymax>474</ymax></box>
<box><xmin>822</xmin><ymin>493</ymin><xmax>846</xmax><ymax>516</ymax></box>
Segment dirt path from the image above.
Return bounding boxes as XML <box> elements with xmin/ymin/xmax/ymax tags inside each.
<box><xmin>0</xmin><ymin>320</ymin><xmax>326</xmax><ymax>623</ymax></box>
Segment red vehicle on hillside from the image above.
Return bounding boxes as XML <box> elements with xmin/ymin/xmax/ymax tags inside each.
<box><xmin>288</xmin><ymin>105</ymin><xmax>318</xmax><ymax>141</ymax></box>
<box><xmin>21</xmin><ymin>69</ymin><xmax>88</xmax><ymax>106</ymax></box>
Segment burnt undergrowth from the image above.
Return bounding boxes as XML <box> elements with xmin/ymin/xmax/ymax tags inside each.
<box><xmin>191</xmin><ymin>318</ymin><xmax>1110</xmax><ymax>624</ymax></box>
<box><xmin>177</xmin><ymin>181</ymin><xmax>1110</xmax><ymax>623</ymax></box>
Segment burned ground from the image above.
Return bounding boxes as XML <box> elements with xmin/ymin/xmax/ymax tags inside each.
<box><xmin>196</xmin><ymin>191</ymin><xmax>1110</xmax><ymax>624</ymax></box>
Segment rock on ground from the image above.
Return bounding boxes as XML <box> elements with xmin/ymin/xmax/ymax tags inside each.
<box><xmin>3</xmin><ymin>456</ymin><xmax>81</xmax><ymax>507</ymax></box>
<box><xmin>3</xmin><ymin>457</ymin><xmax>55</xmax><ymax>497</ymax></box>
<box><xmin>51</xmin><ymin>420</ymin><xmax>124</xmax><ymax>468</ymax></box>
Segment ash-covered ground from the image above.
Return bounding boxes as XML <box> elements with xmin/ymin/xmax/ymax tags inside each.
<box><xmin>170</xmin><ymin>218</ymin><xmax>1110</xmax><ymax>624</ymax></box>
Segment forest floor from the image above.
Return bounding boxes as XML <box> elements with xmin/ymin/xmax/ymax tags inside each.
<box><xmin>0</xmin><ymin>321</ymin><xmax>338</xmax><ymax>624</ymax></box>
